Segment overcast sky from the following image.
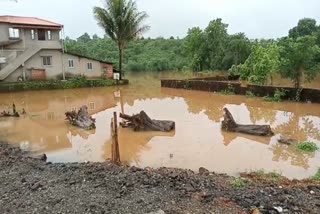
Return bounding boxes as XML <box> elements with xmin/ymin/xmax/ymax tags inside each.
<box><xmin>1</xmin><ymin>0</ymin><xmax>320</xmax><ymax>39</ymax></box>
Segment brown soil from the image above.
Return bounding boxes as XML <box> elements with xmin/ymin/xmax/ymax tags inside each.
<box><xmin>0</xmin><ymin>142</ymin><xmax>319</xmax><ymax>214</ymax></box>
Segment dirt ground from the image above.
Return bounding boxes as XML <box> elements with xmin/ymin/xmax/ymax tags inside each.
<box><xmin>0</xmin><ymin>142</ymin><xmax>319</xmax><ymax>214</ymax></box>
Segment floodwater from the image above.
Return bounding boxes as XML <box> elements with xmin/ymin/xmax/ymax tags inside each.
<box><xmin>0</xmin><ymin>72</ymin><xmax>319</xmax><ymax>179</ymax></box>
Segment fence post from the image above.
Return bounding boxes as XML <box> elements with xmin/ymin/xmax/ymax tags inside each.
<box><xmin>111</xmin><ymin>111</ymin><xmax>120</xmax><ymax>164</ymax></box>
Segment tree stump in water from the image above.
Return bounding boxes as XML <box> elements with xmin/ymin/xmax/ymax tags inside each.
<box><xmin>221</xmin><ymin>108</ymin><xmax>274</xmax><ymax>136</ymax></box>
<box><xmin>65</xmin><ymin>106</ymin><xmax>96</xmax><ymax>130</ymax></box>
<box><xmin>119</xmin><ymin>111</ymin><xmax>175</xmax><ymax>132</ymax></box>
<box><xmin>0</xmin><ymin>103</ymin><xmax>20</xmax><ymax>118</ymax></box>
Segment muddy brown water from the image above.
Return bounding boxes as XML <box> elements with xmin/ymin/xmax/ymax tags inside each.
<box><xmin>0</xmin><ymin>73</ymin><xmax>319</xmax><ymax>179</ymax></box>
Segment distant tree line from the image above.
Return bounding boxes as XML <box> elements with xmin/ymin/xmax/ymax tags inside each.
<box><xmin>65</xmin><ymin>34</ymin><xmax>187</xmax><ymax>72</ymax></box>
<box><xmin>65</xmin><ymin>17</ymin><xmax>320</xmax><ymax>88</ymax></box>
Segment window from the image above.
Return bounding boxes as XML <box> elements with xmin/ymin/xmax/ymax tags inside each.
<box><xmin>31</xmin><ymin>30</ymin><xmax>35</xmax><ymax>40</ymax></box>
<box><xmin>42</xmin><ymin>56</ymin><xmax>52</xmax><ymax>66</ymax></box>
<box><xmin>68</xmin><ymin>59</ymin><xmax>74</xmax><ymax>68</ymax></box>
<box><xmin>47</xmin><ymin>30</ymin><xmax>52</xmax><ymax>40</ymax></box>
<box><xmin>9</xmin><ymin>28</ymin><xmax>19</xmax><ymax>39</ymax></box>
<box><xmin>87</xmin><ymin>62</ymin><xmax>93</xmax><ymax>70</ymax></box>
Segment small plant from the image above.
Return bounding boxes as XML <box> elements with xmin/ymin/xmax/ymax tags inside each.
<box><xmin>311</xmin><ymin>169</ymin><xmax>320</xmax><ymax>181</ymax></box>
<box><xmin>263</xmin><ymin>89</ymin><xmax>286</xmax><ymax>102</ymax></box>
<box><xmin>183</xmin><ymin>81</ymin><xmax>192</xmax><ymax>90</ymax></box>
<box><xmin>297</xmin><ymin>141</ymin><xmax>319</xmax><ymax>152</ymax></box>
<box><xmin>255</xmin><ymin>169</ymin><xmax>283</xmax><ymax>181</ymax></box>
<box><xmin>230</xmin><ymin>178</ymin><xmax>247</xmax><ymax>188</ymax></box>
<box><xmin>220</xmin><ymin>83</ymin><xmax>235</xmax><ymax>95</ymax></box>
<box><xmin>246</xmin><ymin>91</ymin><xmax>256</xmax><ymax>98</ymax></box>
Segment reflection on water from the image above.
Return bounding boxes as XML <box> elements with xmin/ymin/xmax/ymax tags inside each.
<box><xmin>0</xmin><ymin>72</ymin><xmax>319</xmax><ymax>179</ymax></box>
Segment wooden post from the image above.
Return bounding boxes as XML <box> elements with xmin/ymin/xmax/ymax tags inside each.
<box><xmin>111</xmin><ymin>112</ymin><xmax>120</xmax><ymax>164</ymax></box>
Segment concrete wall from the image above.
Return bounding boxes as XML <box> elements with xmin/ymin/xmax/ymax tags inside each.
<box><xmin>62</xmin><ymin>53</ymin><xmax>105</xmax><ymax>78</ymax></box>
<box><xmin>4</xmin><ymin>50</ymin><xmax>113</xmax><ymax>81</ymax></box>
<box><xmin>0</xmin><ymin>23</ymin><xmax>61</xmax><ymax>50</ymax></box>
<box><xmin>0</xmin><ymin>23</ymin><xmax>9</xmax><ymax>43</ymax></box>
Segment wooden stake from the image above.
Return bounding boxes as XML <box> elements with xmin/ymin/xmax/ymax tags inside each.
<box><xmin>111</xmin><ymin>112</ymin><xmax>120</xmax><ymax>164</ymax></box>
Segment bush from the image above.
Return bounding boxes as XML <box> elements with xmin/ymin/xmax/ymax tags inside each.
<box><xmin>245</xmin><ymin>91</ymin><xmax>256</xmax><ymax>98</ymax></box>
<box><xmin>297</xmin><ymin>141</ymin><xmax>319</xmax><ymax>152</ymax></box>
<box><xmin>0</xmin><ymin>78</ymin><xmax>119</xmax><ymax>92</ymax></box>
<box><xmin>263</xmin><ymin>89</ymin><xmax>286</xmax><ymax>102</ymax></box>
<box><xmin>311</xmin><ymin>169</ymin><xmax>320</xmax><ymax>181</ymax></box>
<box><xmin>220</xmin><ymin>83</ymin><xmax>235</xmax><ymax>95</ymax></box>
<box><xmin>230</xmin><ymin>178</ymin><xmax>247</xmax><ymax>188</ymax></box>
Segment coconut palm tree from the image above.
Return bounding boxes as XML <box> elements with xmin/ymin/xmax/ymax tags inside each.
<box><xmin>93</xmin><ymin>0</ymin><xmax>149</xmax><ymax>78</ymax></box>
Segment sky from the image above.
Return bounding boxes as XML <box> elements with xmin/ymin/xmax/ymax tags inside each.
<box><xmin>1</xmin><ymin>0</ymin><xmax>320</xmax><ymax>39</ymax></box>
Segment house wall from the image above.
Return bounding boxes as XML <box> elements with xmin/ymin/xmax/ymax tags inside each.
<box><xmin>4</xmin><ymin>50</ymin><xmax>114</xmax><ymax>82</ymax></box>
<box><xmin>1</xmin><ymin>23</ymin><xmax>61</xmax><ymax>50</ymax></box>
<box><xmin>62</xmin><ymin>53</ymin><xmax>105</xmax><ymax>78</ymax></box>
<box><xmin>0</xmin><ymin>23</ymin><xmax>9</xmax><ymax>43</ymax></box>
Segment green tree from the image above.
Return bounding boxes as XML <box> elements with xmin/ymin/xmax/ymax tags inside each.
<box><xmin>289</xmin><ymin>18</ymin><xmax>318</xmax><ymax>39</ymax></box>
<box><xmin>231</xmin><ymin>44</ymin><xmax>280</xmax><ymax>85</ymax></box>
<box><xmin>222</xmin><ymin>33</ymin><xmax>252</xmax><ymax>69</ymax></box>
<box><xmin>279</xmin><ymin>36</ymin><xmax>320</xmax><ymax>89</ymax></box>
<box><xmin>93</xmin><ymin>0</ymin><xmax>149</xmax><ymax>77</ymax></box>
<box><xmin>77</xmin><ymin>33</ymin><xmax>91</xmax><ymax>43</ymax></box>
<box><xmin>184</xmin><ymin>27</ymin><xmax>205</xmax><ymax>71</ymax></box>
<box><xmin>204</xmin><ymin>18</ymin><xmax>228</xmax><ymax>70</ymax></box>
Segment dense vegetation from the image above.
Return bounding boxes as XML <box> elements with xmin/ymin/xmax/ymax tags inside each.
<box><xmin>65</xmin><ymin>17</ymin><xmax>320</xmax><ymax>88</ymax></box>
<box><xmin>0</xmin><ymin>76</ymin><xmax>121</xmax><ymax>92</ymax></box>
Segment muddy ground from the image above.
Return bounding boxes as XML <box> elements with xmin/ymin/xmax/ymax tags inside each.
<box><xmin>0</xmin><ymin>142</ymin><xmax>319</xmax><ymax>214</ymax></box>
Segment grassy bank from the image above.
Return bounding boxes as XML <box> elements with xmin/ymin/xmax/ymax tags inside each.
<box><xmin>0</xmin><ymin>77</ymin><xmax>128</xmax><ymax>92</ymax></box>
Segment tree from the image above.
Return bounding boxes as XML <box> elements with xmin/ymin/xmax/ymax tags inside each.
<box><xmin>184</xmin><ymin>27</ymin><xmax>205</xmax><ymax>71</ymax></box>
<box><xmin>279</xmin><ymin>36</ymin><xmax>320</xmax><ymax>89</ymax></box>
<box><xmin>222</xmin><ymin>33</ymin><xmax>251</xmax><ymax>69</ymax></box>
<box><xmin>93</xmin><ymin>0</ymin><xmax>149</xmax><ymax>77</ymax></box>
<box><xmin>204</xmin><ymin>18</ymin><xmax>229</xmax><ymax>70</ymax></box>
<box><xmin>77</xmin><ymin>33</ymin><xmax>91</xmax><ymax>43</ymax></box>
<box><xmin>289</xmin><ymin>18</ymin><xmax>318</xmax><ymax>39</ymax></box>
<box><xmin>231</xmin><ymin>44</ymin><xmax>280</xmax><ymax>85</ymax></box>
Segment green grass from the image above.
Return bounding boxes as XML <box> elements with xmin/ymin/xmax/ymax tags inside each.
<box><xmin>220</xmin><ymin>89</ymin><xmax>235</xmax><ymax>95</ymax></box>
<box><xmin>245</xmin><ymin>91</ymin><xmax>256</xmax><ymax>98</ymax></box>
<box><xmin>255</xmin><ymin>169</ymin><xmax>283</xmax><ymax>181</ymax></box>
<box><xmin>297</xmin><ymin>141</ymin><xmax>319</xmax><ymax>153</ymax></box>
<box><xmin>230</xmin><ymin>178</ymin><xmax>247</xmax><ymax>188</ymax></box>
<box><xmin>311</xmin><ymin>169</ymin><xmax>320</xmax><ymax>181</ymax></box>
<box><xmin>263</xmin><ymin>89</ymin><xmax>286</xmax><ymax>102</ymax></box>
<box><xmin>220</xmin><ymin>83</ymin><xmax>235</xmax><ymax>95</ymax></box>
<box><xmin>0</xmin><ymin>76</ymin><xmax>122</xmax><ymax>92</ymax></box>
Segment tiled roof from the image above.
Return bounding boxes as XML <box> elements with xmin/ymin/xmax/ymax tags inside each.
<box><xmin>0</xmin><ymin>15</ymin><xmax>63</xmax><ymax>28</ymax></box>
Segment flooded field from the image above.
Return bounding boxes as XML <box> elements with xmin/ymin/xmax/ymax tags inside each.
<box><xmin>0</xmin><ymin>73</ymin><xmax>319</xmax><ymax>179</ymax></box>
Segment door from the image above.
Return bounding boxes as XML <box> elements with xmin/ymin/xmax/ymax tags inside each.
<box><xmin>38</xmin><ymin>29</ymin><xmax>46</xmax><ymax>40</ymax></box>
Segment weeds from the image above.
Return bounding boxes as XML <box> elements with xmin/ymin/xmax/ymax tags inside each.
<box><xmin>0</xmin><ymin>78</ymin><xmax>117</xmax><ymax>92</ymax></box>
<box><xmin>245</xmin><ymin>91</ymin><xmax>256</xmax><ymax>98</ymax></box>
<box><xmin>220</xmin><ymin>83</ymin><xmax>235</xmax><ymax>95</ymax></box>
<box><xmin>255</xmin><ymin>169</ymin><xmax>283</xmax><ymax>181</ymax></box>
<box><xmin>311</xmin><ymin>169</ymin><xmax>320</xmax><ymax>181</ymax></box>
<box><xmin>297</xmin><ymin>141</ymin><xmax>319</xmax><ymax>152</ymax></box>
<box><xmin>263</xmin><ymin>89</ymin><xmax>286</xmax><ymax>102</ymax></box>
<box><xmin>230</xmin><ymin>178</ymin><xmax>247</xmax><ymax>188</ymax></box>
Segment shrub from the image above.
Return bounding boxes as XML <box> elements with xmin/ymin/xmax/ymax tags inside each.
<box><xmin>220</xmin><ymin>83</ymin><xmax>235</xmax><ymax>95</ymax></box>
<box><xmin>311</xmin><ymin>169</ymin><xmax>320</xmax><ymax>181</ymax></box>
<box><xmin>263</xmin><ymin>89</ymin><xmax>286</xmax><ymax>102</ymax></box>
<box><xmin>0</xmin><ymin>78</ymin><xmax>118</xmax><ymax>92</ymax></box>
<box><xmin>246</xmin><ymin>91</ymin><xmax>256</xmax><ymax>98</ymax></box>
<box><xmin>230</xmin><ymin>178</ymin><xmax>247</xmax><ymax>188</ymax></box>
<box><xmin>297</xmin><ymin>141</ymin><xmax>319</xmax><ymax>152</ymax></box>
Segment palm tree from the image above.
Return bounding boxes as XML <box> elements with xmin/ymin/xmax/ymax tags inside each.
<box><xmin>93</xmin><ymin>0</ymin><xmax>149</xmax><ymax>78</ymax></box>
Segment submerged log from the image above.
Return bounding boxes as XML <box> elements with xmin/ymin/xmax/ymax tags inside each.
<box><xmin>65</xmin><ymin>105</ymin><xmax>96</xmax><ymax>130</ymax></box>
<box><xmin>119</xmin><ymin>111</ymin><xmax>175</xmax><ymax>132</ymax></box>
<box><xmin>0</xmin><ymin>103</ymin><xmax>20</xmax><ymax>118</ymax></box>
<box><xmin>221</xmin><ymin>108</ymin><xmax>273</xmax><ymax>136</ymax></box>
<box><xmin>278</xmin><ymin>135</ymin><xmax>297</xmax><ymax>145</ymax></box>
